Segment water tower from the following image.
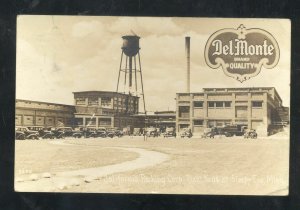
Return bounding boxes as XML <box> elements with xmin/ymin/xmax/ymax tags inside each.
<box><xmin>116</xmin><ymin>35</ymin><xmax>146</xmax><ymax>113</ymax></box>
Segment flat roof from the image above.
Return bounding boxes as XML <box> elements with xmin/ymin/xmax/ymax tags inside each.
<box><xmin>16</xmin><ymin>99</ymin><xmax>74</xmax><ymax>107</ymax></box>
<box><xmin>73</xmin><ymin>91</ymin><xmax>139</xmax><ymax>98</ymax></box>
<box><xmin>132</xmin><ymin>112</ymin><xmax>176</xmax><ymax>117</ymax></box>
<box><xmin>177</xmin><ymin>87</ymin><xmax>283</xmax><ymax>103</ymax></box>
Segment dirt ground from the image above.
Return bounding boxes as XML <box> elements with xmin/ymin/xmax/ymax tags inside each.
<box><xmin>15</xmin><ymin>140</ymin><xmax>139</xmax><ymax>174</ymax></box>
<box><xmin>15</xmin><ymin>131</ymin><xmax>289</xmax><ymax>195</ymax></box>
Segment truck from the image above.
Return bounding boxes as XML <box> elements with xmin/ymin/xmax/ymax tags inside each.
<box><xmin>221</xmin><ymin>125</ymin><xmax>247</xmax><ymax>137</ymax></box>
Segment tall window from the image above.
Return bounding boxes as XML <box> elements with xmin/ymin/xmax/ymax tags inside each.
<box><xmin>252</xmin><ymin>101</ymin><xmax>263</xmax><ymax>107</ymax></box>
<box><xmin>179</xmin><ymin>106</ymin><xmax>190</xmax><ymax>118</ymax></box>
<box><xmin>194</xmin><ymin>101</ymin><xmax>203</xmax><ymax>108</ymax></box>
<box><xmin>99</xmin><ymin>118</ymin><xmax>111</xmax><ymax>126</ymax></box>
<box><xmin>194</xmin><ymin>120</ymin><xmax>203</xmax><ymax>126</ymax></box>
<box><xmin>224</xmin><ymin>102</ymin><xmax>231</xmax><ymax>107</ymax></box>
<box><xmin>216</xmin><ymin>102</ymin><xmax>223</xmax><ymax>108</ymax></box>
<box><xmin>101</xmin><ymin>97</ymin><xmax>112</xmax><ymax>107</ymax></box>
<box><xmin>76</xmin><ymin>97</ymin><xmax>86</xmax><ymax>105</ymax></box>
<box><xmin>88</xmin><ymin>97</ymin><xmax>98</xmax><ymax>106</ymax></box>
<box><xmin>208</xmin><ymin>102</ymin><xmax>215</xmax><ymax>108</ymax></box>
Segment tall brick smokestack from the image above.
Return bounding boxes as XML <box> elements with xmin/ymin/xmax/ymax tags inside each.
<box><xmin>185</xmin><ymin>36</ymin><xmax>190</xmax><ymax>93</ymax></box>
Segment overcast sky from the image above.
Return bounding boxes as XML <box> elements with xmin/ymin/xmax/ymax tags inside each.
<box><xmin>16</xmin><ymin>16</ymin><xmax>290</xmax><ymax>111</ymax></box>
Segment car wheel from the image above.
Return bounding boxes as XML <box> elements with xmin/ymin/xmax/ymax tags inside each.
<box><xmin>18</xmin><ymin>135</ymin><xmax>25</xmax><ymax>140</ymax></box>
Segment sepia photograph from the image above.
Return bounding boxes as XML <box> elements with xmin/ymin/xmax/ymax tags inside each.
<box><xmin>14</xmin><ymin>16</ymin><xmax>290</xmax><ymax>195</ymax></box>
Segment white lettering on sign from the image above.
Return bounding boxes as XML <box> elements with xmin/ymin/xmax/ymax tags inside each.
<box><xmin>204</xmin><ymin>24</ymin><xmax>280</xmax><ymax>82</ymax></box>
<box><xmin>212</xmin><ymin>39</ymin><xmax>274</xmax><ymax>56</ymax></box>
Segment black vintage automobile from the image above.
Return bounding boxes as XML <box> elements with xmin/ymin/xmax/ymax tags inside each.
<box><xmin>27</xmin><ymin>126</ymin><xmax>55</xmax><ymax>139</ymax></box>
<box><xmin>244</xmin><ymin>129</ymin><xmax>258</xmax><ymax>139</ymax></box>
<box><xmin>145</xmin><ymin>127</ymin><xmax>159</xmax><ymax>137</ymax></box>
<box><xmin>15</xmin><ymin>129</ymin><xmax>26</xmax><ymax>140</ymax></box>
<box><xmin>201</xmin><ymin>127</ymin><xmax>217</xmax><ymax>138</ymax></box>
<box><xmin>80</xmin><ymin>127</ymin><xmax>98</xmax><ymax>138</ymax></box>
<box><xmin>179</xmin><ymin>128</ymin><xmax>192</xmax><ymax>138</ymax></box>
<box><xmin>46</xmin><ymin>127</ymin><xmax>64</xmax><ymax>139</ymax></box>
<box><xmin>106</xmin><ymin>128</ymin><xmax>123</xmax><ymax>138</ymax></box>
<box><xmin>96</xmin><ymin>127</ymin><xmax>108</xmax><ymax>138</ymax></box>
<box><xmin>163</xmin><ymin>127</ymin><xmax>176</xmax><ymax>138</ymax></box>
<box><xmin>15</xmin><ymin>126</ymin><xmax>39</xmax><ymax>140</ymax></box>
<box><xmin>54</xmin><ymin>127</ymin><xmax>83</xmax><ymax>138</ymax></box>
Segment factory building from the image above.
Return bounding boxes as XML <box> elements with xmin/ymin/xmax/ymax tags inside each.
<box><xmin>15</xmin><ymin>99</ymin><xmax>75</xmax><ymax>127</ymax></box>
<box><xmin>16</xmin><ymin>87</ymin><xmax>288</xmax><ymax>137</ymax></box>
<box><xmin>73</xmin><ymin>91</ymin><xmax>139</xmax><ymax>128</ymax></box>
<box><xmin>15</xmin><ymin>91</ymin><xmax>140</xmax><ymax>129</ymax></box>
<box><xmin>176</xmin><ymin>87</ymin><xmax>288</xmax><ymax>136</ymax></box>
<box><xmin>132</xmin><ymin>111</ymin><xmax>176</xmax><ymax>131</ymax></box>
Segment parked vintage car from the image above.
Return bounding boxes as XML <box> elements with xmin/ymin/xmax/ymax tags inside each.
<box><xmin>27</xmin><ymin>126</ymin><xmax>55</xmax><ymax>139</ymax></box>
<box><xmin>79</xmin><ymin>127</ymin><xmax>98</xmax><ymax>138</ymax></box>
<box><xmin>163</xmin><ymin>127</ymin><xmax>176</xmax><ymax>138</ymax></box>
<box><xmin>179</xmin><ymin>128</ymin><xmax>192</xmax><ymax>138</ymax></box>
<box><xmin>54</xmin><ymin>127</ymin><xmax>83</xmax><ymax>138</ymax></box>
<box><xmin>133</xmin><ymin>128</ymin><xmax>143</xmax><ymax>136</ymax></box>
<box><xmin>46</xmin><ymin>127</ymin><xmax>65</xmax><ymax>139</ymax></box>
<box><xmin>15</xmin><ymin>129</ymin><xmax>26</xmax><ymax>140</ymax></box>
<box><xmin>106</xmin><ymin>128</ymin><xmax>123</xmax><ymax>138</ymax></box>
<box><xmin>15</xmin><ymin>126</ymin><xmax>39</xmax><ymax>140</ymax></box>
<box><xmin>96</xmin><ymin>127</ymin><xmax>108</xmax><ymax>138</ymax></box>
<box><xmin>145</xmin><ymin>127</ymin><xmax>159</xmax><ymax>137</ymax></box>
<box><xmin>201</xmin><ymin>127</ymin><xmax>217</xmax><ymax>138</ymax></box>
<box><xmin>132</xmin><ymin>128</ymin><xmax>143</xmax><ymax>136</ymax></box>
<box><xmin>244</xmin><ymin>129</ymin><xmax>258</xmax><ymax>139</ymax></box>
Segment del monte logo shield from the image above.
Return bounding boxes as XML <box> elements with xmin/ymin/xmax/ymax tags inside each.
<box><xmin>204</xmin><ymin>24</ymin><xmax>280</xmax><ymax>82</ymax></box>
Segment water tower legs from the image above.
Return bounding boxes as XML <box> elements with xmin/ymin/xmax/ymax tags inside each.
<box><xmin>116</xmin><ymin>51</ymin><xmax>146</xmax><ymax>114</ymax></box>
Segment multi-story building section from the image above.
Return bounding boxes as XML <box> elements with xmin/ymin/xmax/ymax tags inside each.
<box><xmin>15</xmin><ymin>99</ymin><xmax>75</xmax><ymax>127</ymax></box>
<box><xmin>73</xmin><ymin>91</ymin><xmax>139</xmax><ymax>128</ymax></box>
<box><xmin>176</xmin><ymin>87</ymin><xmax>289</xmax><ymax>136</ymax></box>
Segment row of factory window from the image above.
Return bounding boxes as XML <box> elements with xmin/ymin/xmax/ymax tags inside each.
<box><xmin>17</xmin><ymin>101</ymin><xmax>70</xmax><ymax>110</ymax></box>
<box><xmin>193</xmin><ymin>120</ymin><xmax>251</xmax><ymax>127</ymax></box>
<box><xmin>76</xmin><ymin>97</ymin><xmax>137</xmax><ymax>107</ymax></box>
<box><xmin>75</xmin><ymin>118</ymin><xmax>112</xmax><ymax>126</ymax></box>
<box><xmin>15</xmin><ymin>115</ymin><xmax>72</xmax><ymax>126</ymax></box>
<box><xmin>193</xmin><ymin>120</ymin><xmax>232</xmax><ymax>126</ymax></box>
<box><xmin>193</xmin><ymin>101</ymin><xmax>263</xmax><ymax>108</ymax></box>
<box><xmin>76</xmin><ymin>97</ymin><xmax>112</xmax><ymax>106</ymax></box>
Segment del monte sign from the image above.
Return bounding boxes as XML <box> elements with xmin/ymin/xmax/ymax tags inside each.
<box><xmin>204</xmin><ymin>24</ymin><xmax>280</xmax><ymax>82</ymax></box>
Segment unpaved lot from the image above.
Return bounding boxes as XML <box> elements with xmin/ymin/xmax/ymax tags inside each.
<box><xmin>15</xmin><ymin>140</ymin><xmax>138</xmax><ymax>174</ymax></box>
<box><xmin>15</xmin><ymin>133</ymin><xmax>289</xmax><ymax>195</ymax></box>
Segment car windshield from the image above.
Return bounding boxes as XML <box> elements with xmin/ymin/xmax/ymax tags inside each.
<box><xmin>21</xmin><ymin>127</ymin><xmax>28</xmax><ymax>131</ymax></box>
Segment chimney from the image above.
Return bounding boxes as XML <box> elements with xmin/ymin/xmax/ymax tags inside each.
<box><xmin>185</xmin><ymin>37</ymin><xmax>190</xmax><ymax>93</ymax></box>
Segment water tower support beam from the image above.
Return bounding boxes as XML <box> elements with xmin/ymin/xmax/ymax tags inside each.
<box><xmin>134</xmin><ymin>56</ymin><xmax>138</xmax><ymax>95</ymax></box>
<box><xmin>129</xmin><ymin>56</ymin><xmax>133</xmax><ymax>88</ymax></box>
<box><xmin>138</xmin><ymin>52</ymin><xmax>146</xmax><ymax>114</ymax></box>
<box><xmin>116</xmin><ymin>51</ymin><xmax>124</xmax><ymax>92</ymax></box>
<box><xmin>124</xmin><ymin>55</ymin><xmax>128</xmax><ymax>92</ymax></box>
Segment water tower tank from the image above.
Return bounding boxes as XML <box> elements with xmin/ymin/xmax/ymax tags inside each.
<box><xmin>122</xmin><ymin>35</ymin><xmax>140</xmax><ymax>57</ymax></box>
